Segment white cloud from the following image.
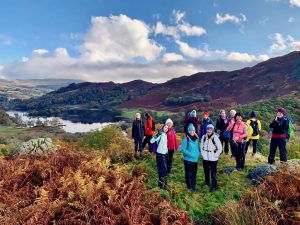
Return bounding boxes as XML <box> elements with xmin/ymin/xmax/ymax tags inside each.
<box><xmin>175</xmin><ymin>40</ymin><xmax>206</xmax><ymax>58</ymax></box>
<box><xmin>227</xmin><ymin>52</ymin><xmax>269</xmax><ymax>62</ymax></box>
<box><xmin>215</xmin><ymin>13</ymin><xmax>247</xmax><ymax>25</ymax></box>
<box><xmin>269</xmin><ymin>33</ymin><xmax>300</xmax><ymax>54</ymax></box>
<box><xmin>21</xmin><ymin>57</ymin><xmax>29</xmax><ymax>62</ymax></box>
<box><xmin>79</xmin><ymin>15</ymin><xmax>164</xmax><ymax>63</ymax></box>
<box><xmin>154</xmin><ymin>10</ymin><xmax>206</xmax><ymax>39</ymax></box>
<box><xmin>288</xmin><ymin>17</ymin><xmax>295</xmax><ymax>22</ymax></box>
<box><xmin>0</xmin><ymin>34</ymin><xmax>12</xmax><ymax>45</ymax></box>
<box><xmin>33</xmin><ymin>49</ymin><xmax>49</xmax><ymax>55</ymax></box>
<box><xmin>162</xmin><ymin>53</ymin><xmax>184</xmax><ymax>63</ymax></box>
<box><xmin>290</xmin><ymin>0</ymin><xmax>300</xmax><ymax>7</ymax></box>
<box><xmin>259</xmin><ymin>18</ymin><xmax>269</xmax><ymax>25</ymax></box>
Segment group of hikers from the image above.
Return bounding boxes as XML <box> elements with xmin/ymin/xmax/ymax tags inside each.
<box><xmin>131</xmin><ymin>107</ymin><xmax>294</xmax><ymax>192</ymax></box>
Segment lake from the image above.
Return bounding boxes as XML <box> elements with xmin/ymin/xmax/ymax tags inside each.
<box><xmin>6</xmin><ymin>111</ymin><xmax>120</xmax><ymax>133</ymax></box>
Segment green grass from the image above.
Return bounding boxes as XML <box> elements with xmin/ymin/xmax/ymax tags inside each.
<box><xmin>0</xmin><ymin>126</ymin><xmax>27</xmax><ymax>135</ymax></box>
<box><xmin>128</xmin><ymin>146</ymin><xmax>266</xmax><ymax>223</ymax></box>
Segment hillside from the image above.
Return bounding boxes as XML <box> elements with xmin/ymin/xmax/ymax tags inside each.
<box><xmin>4</xmin><ymin>51</ymin><xmax>300</xmax><ymax>118</ymax></box>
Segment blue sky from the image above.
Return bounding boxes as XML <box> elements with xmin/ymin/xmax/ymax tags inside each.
<box><xmin>0</xmin><ymin>0</ymin><xmax>300</xmax><ymax>82</ymax></box>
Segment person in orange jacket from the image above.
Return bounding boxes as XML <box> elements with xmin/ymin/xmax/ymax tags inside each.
<box><xmin>143</xmin><ymin>112</ymin><xmax>155</xmax><ymax>151</ymax></box>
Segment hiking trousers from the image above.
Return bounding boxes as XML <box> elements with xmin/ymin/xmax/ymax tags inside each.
<box><xmin>220</xmin><ymin>136</ymin><xmax>229</xmax><ymax>154</ymax></box>
<box><xmin>142</xmin><ymin>135</ymin><xmax>153</xmax><ymax>151</ymax></box>
<box><xmin>234</xmin><ymin>142</ymin><xmax>246</xmax><ymax>170</ymax></box>
<box><xmin>134</xmin><ymin>138</ymin><xmax>143</xmax><ymax>153</ymax></box>
<box><xmin>184</xmin><ymin>160</ymin><xmax>198</xmax><ymax>189</ymax></box>
<box><xmin>268</xmin><ymin>138</ymin><xmax>287</xmax><ymax>164</ymax></box>
<box><xmin>203</xmin><ymin>160</ymin><xmax>218</xmax><ymax>189</ymax></box>
<box><xmin>245</xmin><ymin>139</ymin><xmax>258</xmax><ymax>154</ymax></box>
<box><xmin>167</xmin><ymin>150</ymin><xmax>175</xmax><ymax>174</ymax></box>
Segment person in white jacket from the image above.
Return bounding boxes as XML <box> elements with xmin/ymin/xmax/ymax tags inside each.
<box><xmin>200</xmin><ymin>124</ymin><xmax>222</xmax><ymax>192</ymax></box>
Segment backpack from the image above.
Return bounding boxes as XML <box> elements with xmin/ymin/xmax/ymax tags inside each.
<box><xmin>203</xmin><ymin>134</ymin><xmax>218</xmax><ymax>152</ymax></box>
<box><xmin>245</xmin><ymin>123</ymin><xmax>253</xmax><ymax>142</ymax></box>
<box><xmin>284</xmin><ymin>117</ymin><xmax>295</xmax><ymax>139</ymax></box>
<box><xmin>151</xmin><ymin>119</ymin><xmax>155</xmax><ymax>131</ymax></box>
<box><xmin>250</xmin><ymin>120</ymin><xmax>259</xmax><ymax>136</ymax></box>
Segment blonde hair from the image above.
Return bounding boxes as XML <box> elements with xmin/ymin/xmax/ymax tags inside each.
<box><xmin>135</xmin><ymin>113</ymin><xmax>141</xmax><ymax>119</ymax></box>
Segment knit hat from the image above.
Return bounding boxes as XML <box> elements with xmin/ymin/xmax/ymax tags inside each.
<box><xmin>250</xmin><ymin>111</ymin><xmax>257</xmax><ymax>118</ymax></box>
<box><xmin>190</xmin><ymin>110</ymin><xmax>197</xmax><ymax>117</ymax></box>
<box><xmin>188</xmin><ymin>123</ymin><xmax>195</xmax><ymax>132</ymax></box>
<box><xmin>206</xmin><ymin>124</ymin><xmax>214</xmax><ymax>130</ymax></box>
<box><xmin>165</xmin><ymin>118</ymin><xmax>173</xmax><ymax>125</ymax></box>
<box><xmin>277</xmin><ymin>107</ymin><xmax>286</xmax><ymax>115</ymax></box>
<box><xmin>202</xmin><ymin>111</ymin><xmax>209</xmax><ymax>117</ymax></box>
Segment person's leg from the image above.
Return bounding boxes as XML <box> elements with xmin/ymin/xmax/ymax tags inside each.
<box><xmin>142</xmin><ymin>136</ymin><xmax>147</xmax><ymax>150</ymax></box>
<box><xmin>190</xmin><ymin>162</ymin><xmax>198</xmax><ymax>191</ymax></box>
<box><xmin>278</xmin><ymin>139</ymin><xmax>287</xmax><ymax>162</ymax></box>
<box><xmin>224</xmin><ymin>139</ymin><xmax>229</xmax><ymax>155</ymax></box>
<box><xmin>210</xmin><ymin>161</ymin><xmax>218</xmax><ymax>191</ymax></box>
<box><xmin>240</xmin><ymin>143</ymin><xmax>246</xmax><ymax>170</ymax></box>
<box><xmin>244</xmin><ymin>140</ymin><xmax>251</xmax><ymax>154</ymax></box>
<box><xmin>167</xmin><ymin>150</ymin><xmax>174</xmax><ymax>174</ymax></box>
<box><xmin>220</xmin><ymin>136</ymin><xmax>224</xmax><ymax>147</ymax></box>
<box><xmin>230</xmin><ymin>141</ymin><xmax>236</xmax><ymax>157</ymax></box>
<box><xmin>184</xmin><ymin>160</ymin><xmax>192</xmax><ymax>189</ymax></box>
<box><xmin>234</xmin><ymin>144</ymin><xmax>241</xmax><ymax>169</ymax></box>
<box><xmin>157</xmin><ymin>153</ymin><xmax>168</xmax><ymax>188</ymax></box>
<box><xmin>252</xmin><ymin>139</ymin><xmax>258</xmax><ymax>155</ymax></box>
<box><xmin>202</xmin><ymin>160</ymin><xmax>210</xmax><ymax>185</ymax></box>
<box><xmin>138</xmin><ymin>138</ymin><xmax>143</xmax><ymax>157</ymax></box>
<box><xmin>268</xmin><ymin>138</ymin><xmax>278</xmax><ymax>164</ymax></box>
<box><xmin>134</xmin><ymin>139</ymin><xmax>138</xmax><ymax>155</ymax></box>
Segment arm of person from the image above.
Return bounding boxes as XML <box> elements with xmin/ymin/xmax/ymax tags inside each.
<box><xmin>239</xmin><ymin>125</ymin><xmax>248</xmax><ymax>139</ymax></box>
<box><xmin>269</xmin><ymin>119</ymin><xmax>278</xmax><ymax>128</ymax></box>
<box><xmin>150</xmin><ymin>134</ymin><xmax>161</xmax><ymax>143</ymax></box>
<box><xmin>180</xmin><ymin>138</ymin><xmax>193</xmax><ymax>157</ymax></box>
<box><xmin>214</xmin><ymin>136</ymin><xmax>223</xmax><ymax>158</ymax></box>
<box><xmin>258</xmin><ymin>120</ymin><xmax>262</xmax><ymax>131</ymax></box>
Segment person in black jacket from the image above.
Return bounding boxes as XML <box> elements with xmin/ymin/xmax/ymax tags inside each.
<box><xmin>132</xmin><ymin>113</ymin><xmax>145</xmax><ymax>159</ymax></box>
<box><xmin>268</xmin><ymin>107</ymin><xmax>289</xmax><ymax>164</ymax></box>
<box><xmin>216</xmin><ymin>109</ymin><xmax>229</xmax><ymax>154</ymax></box>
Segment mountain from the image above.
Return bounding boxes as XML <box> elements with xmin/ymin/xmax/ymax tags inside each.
<box><xmin>118</xmin><ymin>51</ymin><xmax>300</xmax><ymax>111</ymax></box>
<box><xmin>4</xmin><ymin>51</ymin><xmax>300</xmax><ymax>117</ymax></box>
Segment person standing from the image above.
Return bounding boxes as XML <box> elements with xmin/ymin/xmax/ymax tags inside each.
<box><xmin>143</xmin><ymin>112</ymin><xmax>155</xmax><ymax>151</ymax></box>
<box><xmin>151</xmin><ymin>124</ymin><xmax>169</xmax><ymax>189</ymax></box>
<box><xmin>216</xmin><ymin>109</ymin><xmax>229</xmax><ymax>154</ymax></box>
<box><xmin>200</xmin><ymin>124</ymin><xmax>222</xmax><ymax>192</ymax></box>
<box><xmin>180</xmin><ymin>124</ymin><xmax>200</xmax><ymax>192</ymax></box>
<box><xmin>199</xmin><ymin>111</ymin><xmax>214</xmax><ymax>139</ymax></box>
<box><xmin>268</xmin><ymin>107</ymin><xmax>289</xmax><ymax>164</ymax></box>
<box><xmin>245</xmin><ymin>111</ymin><xmax>262</xmax><ymax>156</ymax></box>
<box><xmin>165</xmin><ymin>118</ymin><xmax>179</xmax><ymax>174</ymax></box>
<box><xmin>226</xmin><ymin>109</ymin><xmax>237</xmax><ymax>157</ymax></box>
<box><xmin>132</xmin><ymin>113</ymin><xmax>144</xmax><ymax>159</ymax></box>
<box><xmin>184</xmin><ymin>110</ymin><xmax>200</xmax><ymax>136</ymax></box>
<box><xmin>228</xmin><ymin>113</ymin><xmax>248</xmax><ymax>170</ymax></box>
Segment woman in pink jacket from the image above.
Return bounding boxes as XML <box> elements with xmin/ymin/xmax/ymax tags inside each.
<box><xmin>166</xmin><ymin>118</ymin><xmax>179</xmax><ymax>174</ymax></box>
<box><xmin>227</xmin><ymin>113</ymin><xmax>248</xmax><ymax>171</ymax></box>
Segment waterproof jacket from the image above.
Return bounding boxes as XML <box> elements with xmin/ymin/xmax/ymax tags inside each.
<box><xmin>246</xmin><ymin>119</ymin><xmax>262</xmax><ymax>140</ymax></box>
<box><xmin>200</xmin><ymin>133</ymin><xmax>222</xmax><ymax>161</ymax></box>
<box><xmin>230</xmin><ymin>121</ymin><xmax>248</xmax><ymax>143</ymax></box>
<box><xmin>269</xmin><ymin>117</ymin><xmax>288</xmax><ymax>139</ymax></box>
<box><xmin>167</xmin><ymin>127</ymin><xmax>179</xmax><ymax>150</ymax></box>
<box><xmin>226</xmin><ymin>116</ymin><xmax>235</xmax><ymax>131</ymax></box>
<box><xmin>150</xmin><ymin>132</ymin><xmax>168</xmax><ymax>154</ymax></box>
<box><xmin>132</xmin><ymin>120</ymin><xmax>144</xmax><ymax>140</ymax></box>
<box><xmin>180</xmin><ymin>136</ymin><xmax>200</xmax><ymax>163</ymax></box>
<box><xmin>145</xmin><ymin>117</ymin><xmax>154</xmax><ymax>136</ymax></box>
<box><xmin>216</xmin><ymin>116</ymin><xmax>229</xmax><ymax>135</ymax></box>
<box><xmin>200</xmin><ymin>118</ymin><xmax>214</xmax><ymax>139</ymax></box>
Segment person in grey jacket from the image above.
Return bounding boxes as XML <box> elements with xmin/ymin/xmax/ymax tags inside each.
<box><xmin>200</xmin><ymin>124</ymin><xmax>222</xmax><ymax>192</ymax></box>
<box><xmin>151</xmin><ymin>124</ymin><xmax>169</xmax><ymax>189</ymax></box>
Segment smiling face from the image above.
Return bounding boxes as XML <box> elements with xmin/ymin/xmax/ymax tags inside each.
<box><xmin>207</xmin><ymin>128</ymin><xmax>213</xmax><ymax>135</ymax></box>
<box><xmin>220</xmin><ymin>111</ymin><xmax>226</xmax><ymax>118</ymax></box>
<box><xmin>277</xmin><ymin>112</ymin><xmax>284</xmax><ymax>118</ymax></box>
<box><xmin>163</xmin><ymin>125</ymin><xmax>169</xmax><ymax>133</ymax></box>
<box><xmin>166</xmin><ymin>122</ymin><xmax>173</xmax><ymax>128</ymax></box>
<box><xmin>236</xmin><ymin>115</ymin><xmax>242</xmax><ymax>122</ymax></box>
<box><xmin>188</xmin><ymin>130</ymin><xmax>195</xmax><ymax>136</ymax></box>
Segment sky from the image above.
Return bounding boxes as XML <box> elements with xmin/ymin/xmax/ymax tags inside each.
<box><xmin>0</xmin><ymin>0</ymin><xmax>300</xmax><ymax>83</ymax></box>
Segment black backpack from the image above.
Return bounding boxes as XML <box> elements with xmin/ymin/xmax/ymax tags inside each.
<box><xmin>250</xmin><ymin>120</ymin><xmax>259</xmax><ymax>136</ymax></box>
<box><xmin>152</xmin><ymin>119</ymin><xmax>156</xmax><ymax>131</ymax></box>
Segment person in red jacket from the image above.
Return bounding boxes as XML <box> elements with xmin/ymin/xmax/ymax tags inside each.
<box><xmin>166</xmin><ymin>118</ymin><xmax>179</xmax><ymax>174</ymax></box>
<box><xmin>143</xmin><ymin>112</ymin><xmax>155</xmax><ymax>151</ymax></box>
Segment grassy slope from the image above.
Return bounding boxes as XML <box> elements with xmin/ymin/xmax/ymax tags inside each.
<box><xmin>0</xmin><ymin>126</ymin><xmax>27</xmax><ymax>136</ymax></box>
<box><xmin>128</xmin><ymin>142</ymin><xmax>269</xmax><ymax>223</ymax></box>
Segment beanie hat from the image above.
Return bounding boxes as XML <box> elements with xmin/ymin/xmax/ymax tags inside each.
<box><xmin>190</xmin><ymin>110</ymin><xmax>197</xmax><ymax>117</ymax></box>
<box><xmin>206</xmin><ymin>124</ymin><xmax>214</xmax><ymax>130</ymax></box>
<box><xmin>250</xmin><ymin>111</ymin><xmax>257</xmax><ymax>118</ymax></box>
<box><xmin>165</xmin><ymin>118</ymin><xmax>173</xmax><ymax>125</ymax></box>
<box><xmin>202</xmin><ymin>111</ymin><xmax>209</xmax><ymax>117</ymax></box>
<box><xmin>188</xmin><ymin>123</ymin><xmax>195</xmax><ymax>132</ymax></box>
<box><xmin>277</xmin><ymin>107</ymin><xmax>286</xmax><ymax>115</ymax></box>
